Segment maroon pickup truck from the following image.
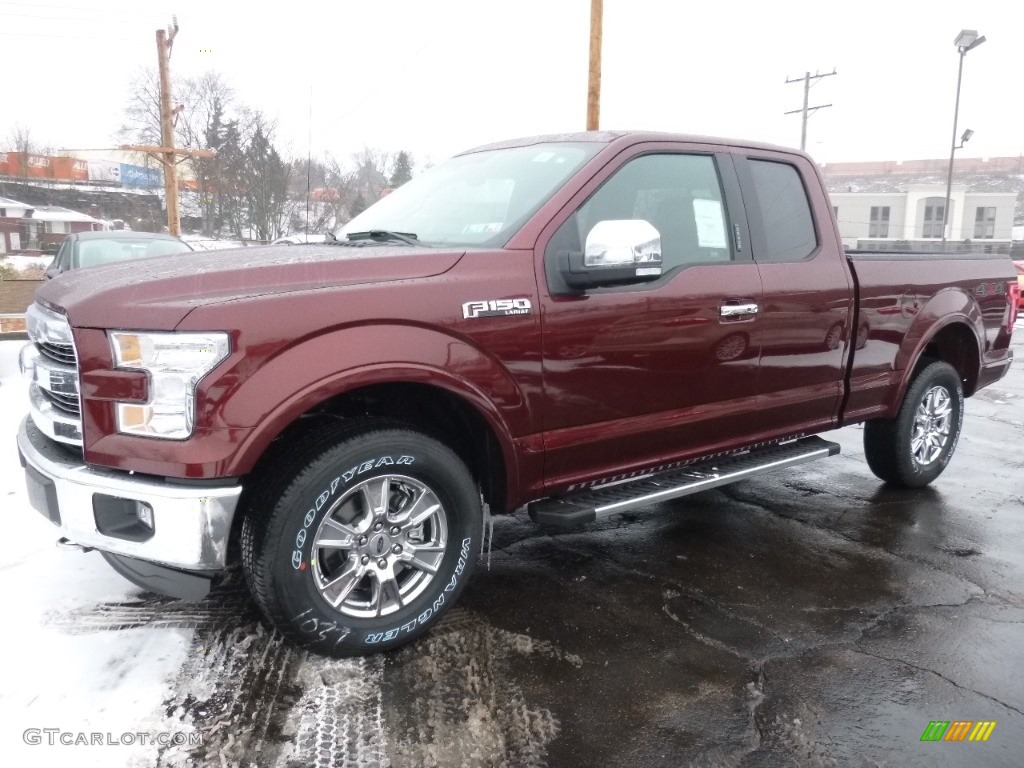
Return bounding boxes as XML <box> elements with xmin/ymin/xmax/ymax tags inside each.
<box><xmin>17</xmin><ymin>131</ymin><xmax>1018</xmax><ymax>656</ymax></box>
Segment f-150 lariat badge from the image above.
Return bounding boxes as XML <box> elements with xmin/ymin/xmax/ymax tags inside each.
<box><xmin>462</xmin><ymin>299</ymin><xmax>533</xmax><ymax>319</ymax></box>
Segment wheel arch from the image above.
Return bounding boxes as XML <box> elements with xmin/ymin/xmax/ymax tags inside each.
<box><xmin>887</xmin><ymin>316</ymin><xmax>982</xmax><ymax>415</ymax></box>
<box><xmin>232</xmin><ymin>371</ymin><xmax>516</xmax><ymax>515</ymax></box>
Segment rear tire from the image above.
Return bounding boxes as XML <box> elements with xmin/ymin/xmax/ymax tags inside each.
<box><xmin>863</xmin><ymin>361</ymin><xmax>964</xmax><ymax>488</ymax></box>
<box><xmin>240</xmin><ymin>420</ymin><xmax>481</xmax><ymax>657</ymax></box>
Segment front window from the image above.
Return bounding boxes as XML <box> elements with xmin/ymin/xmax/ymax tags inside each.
<box><xmin>74</xmin><ymin>237</ymin><xmax>192</xmax><ymax>269</ymax></box>
<box><xmin>335</xmin><ymin>143</ymin><xmax>600</xmax><ymax>247</ymax></box>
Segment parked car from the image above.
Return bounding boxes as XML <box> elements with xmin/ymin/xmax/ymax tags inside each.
<box><xmin>44</xmin><ymin>231</ymin><xmax>193</xmax><ymax>279</ymax></box>
<box><xmin>17</xmin><ymin>131</ymin><xmax>1017</xmax><ymax>658</ymax></box>
<box><xmin>1014</xmin><ymin>260</ymin><xmax>1024</xmax><ymax>310</ymax></box>
<box><xmin>271</xmin><ymin>233</ymin><xmax>327</xmax><ymax>245</ymax></box>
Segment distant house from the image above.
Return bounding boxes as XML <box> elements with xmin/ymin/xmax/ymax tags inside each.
<box><xmin>0</xmin><ymin>196</ymin><xmax>32</xmax><ymax>253</ymax></box>
<box><xmin>0</xmin><ymin>197</ymin><xmax>106</xmax><ymax>254</ymax></box>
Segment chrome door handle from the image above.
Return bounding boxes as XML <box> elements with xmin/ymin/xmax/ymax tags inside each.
<box><xmin>720</xmin><ymin>303</ymin><xmax>759</xmax><ymax>318</ymax></box>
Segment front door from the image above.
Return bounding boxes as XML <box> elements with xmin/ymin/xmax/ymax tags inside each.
<box><xmin>537</xmin><ymin>146</ymin><xmax>764</xmax><ymax>492</ymax></box>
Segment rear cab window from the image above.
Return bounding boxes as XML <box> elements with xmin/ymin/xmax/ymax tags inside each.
<box><xmin>742</xmin><ymin>158</ymin><xmax>818</xmax><ymax>263</ymax></box>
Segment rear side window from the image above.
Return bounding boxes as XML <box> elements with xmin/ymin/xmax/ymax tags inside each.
<box><xmin>747</xmin><ymin>160</ymin><xmax>817</xmax><ymax>262</ymax></box>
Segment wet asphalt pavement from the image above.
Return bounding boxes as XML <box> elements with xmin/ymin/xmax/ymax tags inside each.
<box><xmin>9</xmin><ymin>329</ymin><xmax>1024</xmax><ymax>767</ymax></box>
<box><xmin>396</xmin><ymin>329</ymin><xmax>1024</xmax><ymax>767</ymax></box>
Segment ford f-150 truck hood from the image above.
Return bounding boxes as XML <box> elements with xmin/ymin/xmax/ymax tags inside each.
<box><xmin>35</xmin><ymin>243</ymin><xmax>465</xmax><ymax>330</ymax></box>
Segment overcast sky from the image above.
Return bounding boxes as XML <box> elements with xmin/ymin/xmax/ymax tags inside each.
<box><xmin>1</xmin><ymin>0</ymin><xmax>1021</xmax><ymax>169</ymax></box>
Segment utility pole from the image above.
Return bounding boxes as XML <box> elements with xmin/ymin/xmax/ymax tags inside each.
<box><xmin>784</xmin><ymin>69</ymin><xmax>837</xmax><ymax>151</ymax></box>
<box><xmin>122</xmin><ymin>18</ymin><xmax>214</xmax><ymax>236</ymax></box>
<box><xmin>157</xmin><ymin>22</ymin><xmax>179</xmax><ymax>235</ymax></box>
<box><xmin>586</xmin><ymin>0</ymin><xmax>603</xmax><ymax>131</ymax></box>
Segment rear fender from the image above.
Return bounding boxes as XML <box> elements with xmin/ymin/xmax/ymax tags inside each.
<box><xmin>886</xmin><ymin>287</ymin><xmax>983</xmax><ymax>414</ymax></box>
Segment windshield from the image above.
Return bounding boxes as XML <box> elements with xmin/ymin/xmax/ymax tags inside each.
<box><xmin>334</xmin><ymin>143</ymin><xmax>600</xmax><ymax>247</ymax></box>
<box><xmin>74</xmin><ymin>238</ymin><xmax>192</xmax><ymax>269</ymax></box>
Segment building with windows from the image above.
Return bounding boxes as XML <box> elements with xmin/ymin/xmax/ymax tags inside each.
<box><xmin>0</xmin><ymin>197</ymin><xmax>106</xmax><ymax>254</ymax></box>
<box><xmin>828</xmin><ymin>185</ymin><xmax>1015</xmax><ymax>252</ymax></box>
<box><xmin>820</xmin><ymin>155</ymin><xmax>1024</xmax><ymax>254</ymax></box>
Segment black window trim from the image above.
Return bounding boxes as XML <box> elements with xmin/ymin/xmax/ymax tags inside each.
<box><xmin>734</xmin><ymin>154</ymin><xmax>822</xmax><ymax>265</ymax></box>
<box><xmin>542</xmin><ymin>147</ymin><xmax>753</xmax><ymax>297</ymax></box>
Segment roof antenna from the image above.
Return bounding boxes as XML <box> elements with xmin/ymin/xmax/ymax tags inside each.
<box><xmin>306</xmin><ymin>85</ymin><xmax>312</xmax><ymax>242</ymax></box>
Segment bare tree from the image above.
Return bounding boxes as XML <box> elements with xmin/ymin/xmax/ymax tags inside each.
<box><xmin>7</xmin><ymin>124</ymin><xmax>34</xmax><ymax>182</ymax></box>
<box><xmin>352</xmin><ymin>146</ymin><xmax>390</xmax><ymax>202</ymax></box>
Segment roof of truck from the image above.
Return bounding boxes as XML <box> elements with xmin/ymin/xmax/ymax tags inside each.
<box><xmin>462</xmin><ymin>130</ymin><xmax>807</xmax><ymax>158</ymax></box>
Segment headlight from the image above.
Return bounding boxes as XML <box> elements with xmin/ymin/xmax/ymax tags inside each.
<box><xmin>109</xmin><ymin>331</ymin><xmax>230</xmax><ymax>439</ymax></box>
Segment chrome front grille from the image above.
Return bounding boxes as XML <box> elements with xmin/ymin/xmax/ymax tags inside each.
<box><xmin>37</xmin><ymin>340</ymin><xmax>77</xmax><ymax>366</ymax></box>
<box><xmin>44</xmin><ymin>389</ymin><xmax>81</xmax><ymax>415</ymax></box>
<box><xmin>21</xmin><ymin>303</ymin><xmax>83</xmax><ymax>446</ymax></box>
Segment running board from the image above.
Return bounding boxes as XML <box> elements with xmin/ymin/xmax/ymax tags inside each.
<box><xmin>528</xmin><ymin>436</ymin><xmax>840</xmax><ymax>527</ymax></box>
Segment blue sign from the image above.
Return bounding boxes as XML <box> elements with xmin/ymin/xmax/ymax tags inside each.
<box><xmin>119</xmin><ymin>163</ymin><xmax>162</xmax><ymax>188</ymax></box>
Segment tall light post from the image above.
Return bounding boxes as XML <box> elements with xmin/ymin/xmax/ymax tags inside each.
<box><xmin>941</xmin><ymin>29</ymin><xmax>986</xmax><ymax>251</ymax></box>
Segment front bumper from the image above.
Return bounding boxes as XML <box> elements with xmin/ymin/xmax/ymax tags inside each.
<box><xmin>16</xmin><ymin>416</ymin><xmax>242</xmax><ymax>571</ymax></box>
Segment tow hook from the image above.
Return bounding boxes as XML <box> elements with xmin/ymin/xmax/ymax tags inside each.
<box><xmin>56</xmin><ymin>537</ymin><xmax>94</xmax><ymax>553</ymax></box>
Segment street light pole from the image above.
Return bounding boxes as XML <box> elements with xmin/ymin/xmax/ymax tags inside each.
<box><xmin>941</xmin><ymin>30</ymin><xmax>986</xmax><ymax>251</ymax></box>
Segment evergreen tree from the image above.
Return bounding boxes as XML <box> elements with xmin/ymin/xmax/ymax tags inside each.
<box><xmin>389</xmin><ymin>151</ymin><xmax>413</xmax><ymax>188</ymax></box>
<box><xmin>350</xmin><ymin>193</ymin><xmax>367</xmax><ymax>218</ymax></box>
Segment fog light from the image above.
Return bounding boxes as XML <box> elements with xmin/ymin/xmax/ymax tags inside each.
<box><xmin>93</xmin><ymin>495</ymin><xmax>155</xmax><ymax>542</ymax></box>
<box><xmin>136</xmin><ymin>502</ymin><xmax>154</xmax><ymax>530</ymax></box>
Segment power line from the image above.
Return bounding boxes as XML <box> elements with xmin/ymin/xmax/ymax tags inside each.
<box><xmin>0</xmin><ymin>11</ymin><xmax>157</xmax><ymax>23</ymax></box>
<box><xmin>0</xmin><ymin>30</ymin><xmax>137</xmax><ymax>40</ymax></box>
<box><xmin>784</xmin><ymin>69</ymin><xmax>837</xmax><ymax>152</ymax></box>
<box><xmin>0</xmin><ymin>1</ymin><xmax>158</xmax><ymax>13</ymax></box>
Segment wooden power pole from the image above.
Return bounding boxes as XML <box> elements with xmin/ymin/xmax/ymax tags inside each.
<box><xmin>784</xmin><ymin>69</ymin><xmax>837</xmax><ymax>151</ymax></box>
<box><xmin>587</xmin><ymin>0</ymin><xmax>603</xmax><ymax>131</ymax></box>
<box><xmin>156</xmin><ymin>23</ymin><xmax>179</xmax><ymax>235</ymax></box>
<box><xmin>122</xmin><ymin>18</ymin><xmax>215</xmax><ymax>236</ymax></box>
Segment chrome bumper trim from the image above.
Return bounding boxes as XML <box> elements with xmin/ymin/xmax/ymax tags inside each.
<box><xmin>17</xmin><ymin>416</ymin><xmax>241</xmax><ymax>571</ymax></box>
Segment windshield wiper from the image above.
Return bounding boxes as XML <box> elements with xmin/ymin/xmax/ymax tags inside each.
<box><xmin>344</xmin><ymin>230</ymin><xmax>423</xmax><ymax>247</ymax></box>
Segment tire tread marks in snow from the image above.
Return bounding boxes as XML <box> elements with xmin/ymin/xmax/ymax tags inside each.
<box><xmin>45</xmin><ymin>573</ymin><xmax>304</xmax><ymax>767</ymax></box>
<box><xmin>47</xmin><ymin>587</ymin><xmax>566</xmax><ymax>768</ymax></box>
<box><xmin>382</xmin><ymin>610</ymin><xmax>566</xmax><ymax>768</ymax></box>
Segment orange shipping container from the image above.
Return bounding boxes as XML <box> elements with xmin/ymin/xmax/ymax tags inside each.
<box><xmin>6</xmin><ymin>152</ymin><xmax>54</xmax><ymax>179</ymax></box>
<box><xmin>52</xmin><ymin>156</ymin><xmax>89</xmax><ymax>182</ymax></box>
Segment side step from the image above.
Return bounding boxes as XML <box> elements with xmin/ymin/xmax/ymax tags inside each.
<box><xmin>528</xmin><ymin>436</ymin><xmax>840</xmax><ymax>527</ymax></box>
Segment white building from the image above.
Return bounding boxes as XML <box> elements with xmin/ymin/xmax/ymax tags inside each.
<box><xmin>828</xmin><ymin>185</ymin><xmax>1016</xmax><ymax>252</ymax></box>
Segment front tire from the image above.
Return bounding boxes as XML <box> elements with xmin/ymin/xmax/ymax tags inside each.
<box><xmin>241</xmin><ymin>421</ymin><xmax>481</xmax><ymax>656</ymax></box>
<box><xmin>863</xmin><ymin>360</ymin><xmax>964</xmax><ymax>488</ymax></box>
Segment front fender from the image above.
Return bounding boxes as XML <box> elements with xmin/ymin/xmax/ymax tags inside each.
<box><xmin>210</xmin><ymin>324</ymin><xmax>530</xmax><ymax>486</ymax></box>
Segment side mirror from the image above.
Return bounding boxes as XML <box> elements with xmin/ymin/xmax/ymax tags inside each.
<box><xmin>560</xmin><ymin>219</ymin><xmax>663</xmax><ymax>290</ymax></box>
<box><xmin>44</xmin><ymin>267</ymin><xmax>59</xmax><ymax>280</ymax></box>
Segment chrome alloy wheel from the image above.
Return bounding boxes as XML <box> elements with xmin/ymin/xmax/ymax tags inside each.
<box><xmin>310</xmin><ymin>475</ymin><xmax>448</xmax><ymax>618</ymax></box>
<box><xmin>910</xmin><ymin>385</ymin><xmax>953</xmax><ymax>467</ymax></box>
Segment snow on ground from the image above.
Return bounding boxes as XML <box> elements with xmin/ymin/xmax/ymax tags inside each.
<box><xmin>3</xmin><ymin>253</ymin><xmax>51</xmax><ymax>270</ymax></box>
<box><xmin>0</xmin><ymin>340</ymin><xmax>192</xmax><ymax>767</ymax></box>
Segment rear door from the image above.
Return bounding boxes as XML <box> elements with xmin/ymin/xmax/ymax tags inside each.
<box><xmin>734</xmin><ymin>151</ymin><xmax>854</xmax><ymax>436</ymax></box>
<box><xmin>537</xmin><ymin>144</ymin><xmax>763</xmax><ymax>491</ymax></box>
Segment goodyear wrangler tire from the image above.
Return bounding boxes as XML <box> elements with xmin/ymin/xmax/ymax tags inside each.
<box><xmin>863</xmin><ymin>361</ymin><xmax>964</xmax><ymax>488</ymax></box>
<box><xmin>241</xmin><ymin>422</ymin><xmax>481</xmax><ymax>657</ymax></box>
